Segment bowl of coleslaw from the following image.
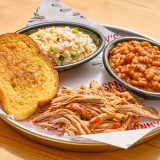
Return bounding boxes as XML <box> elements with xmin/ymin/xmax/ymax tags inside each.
<box><xmin>17</xmin><ymin>22</ymin><xmax>105</xmax><ymax>71</ymax></box>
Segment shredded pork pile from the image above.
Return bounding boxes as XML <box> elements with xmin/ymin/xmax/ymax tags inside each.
<box><xmin>31</xmin><ymin>81</ymin><xmax>160</xmax><ymax>136</ymax></box>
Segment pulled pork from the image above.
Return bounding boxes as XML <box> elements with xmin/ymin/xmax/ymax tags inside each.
<box><xmin>30</xmin><ymin>81</ymin><xmax>160</xmax><ymax>136</ymax></box>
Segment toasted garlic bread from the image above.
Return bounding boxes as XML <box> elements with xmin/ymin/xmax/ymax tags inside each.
<box><xmin>0</xmin><ymin>33</ymin><xmax>58</xmax><ymax>120</ymax></box>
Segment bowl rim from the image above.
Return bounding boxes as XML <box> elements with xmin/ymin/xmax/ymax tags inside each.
<box><xmin>16</xmin><ymin>21</ymin><xmax>106</xmax><ymax>70</ymax></box>
<box><xmin>103</xmin><ymin>36</ymin><xmax>160</xmax><ymax>97</ymax></box>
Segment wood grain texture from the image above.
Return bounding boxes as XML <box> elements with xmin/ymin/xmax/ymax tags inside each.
<box><xmin>64</xmin><ymin>0</ymin><xmax>160</xmax><ymax>41</ymax></box>
<box><xmin>0</xmin><ymin>0</ymin><xmax>39</xmax><ymax>34</ymax></box>
<box><xmin>0</xmin><ymin>0</ymin><xmax>159</xmax><ymax>160</ymax></box>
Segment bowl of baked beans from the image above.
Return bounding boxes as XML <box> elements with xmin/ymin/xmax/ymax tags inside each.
<box><xmin>103</xmin><ymin>36</ymin><xmax>160</xmax><ymax>98</ymax></box>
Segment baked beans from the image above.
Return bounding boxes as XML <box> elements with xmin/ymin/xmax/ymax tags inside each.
<box><xmin>109</xmin><ymin>40</ymin><xmax>160</xmax><ymax>92</ymax></box>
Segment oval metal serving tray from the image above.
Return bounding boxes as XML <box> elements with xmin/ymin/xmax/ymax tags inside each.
<box><xmin>0</xmin><ymin>25</ymin><xmax>159</xmax><ymax>152</ymax></box>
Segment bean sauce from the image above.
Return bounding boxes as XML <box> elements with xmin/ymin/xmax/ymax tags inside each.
<box><xmin>109</xmin><ymin>40</ymin><xmax>160</xmax><ymax>92</ymax></box>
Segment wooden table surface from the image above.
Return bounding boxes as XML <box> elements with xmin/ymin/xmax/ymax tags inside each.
<box><xmin>0</xmin><ymin>0</ymin><xmax>159</xmax><ymax>160</ymax></box>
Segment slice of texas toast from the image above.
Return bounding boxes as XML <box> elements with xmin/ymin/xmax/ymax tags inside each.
<box><xmin>0</xmin><ymin>33</ymin><xmax>58</xmax><ymax>120</ymax></box>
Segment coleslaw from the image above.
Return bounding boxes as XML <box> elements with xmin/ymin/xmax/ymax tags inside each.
<box><xmin>30</xmin><ymin>26</ymin><xmax>97</xmax><ymax>65</ymax></box>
